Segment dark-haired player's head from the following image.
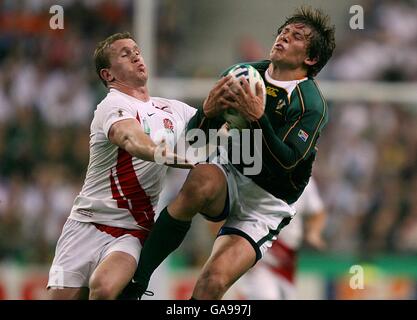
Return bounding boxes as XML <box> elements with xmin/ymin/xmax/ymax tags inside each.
<box><xmin>270</xmin><ymin>6</ymin><xmax>336</xmax><ymax>78</ymax></box>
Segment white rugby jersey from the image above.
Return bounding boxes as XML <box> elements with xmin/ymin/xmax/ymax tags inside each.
<box><xmin>69</xmin><ymin>88</ymin><xmax>196</xmax><ymax>231</ymax></box>
<box><xmin>273</xmin><ymin>178</ymin><xmax>324</xmax><ymax>250</ymax></box>
<box><xmin>259</xmin><ymin>178</ymin><xmax>324</xmax><ymax>283</ymax></box>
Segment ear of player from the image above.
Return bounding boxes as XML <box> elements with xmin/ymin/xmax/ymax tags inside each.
<box><xmin>221</xmin><ymin>64</ymin><xmax>266</xmax><ymax>130</ymax></box>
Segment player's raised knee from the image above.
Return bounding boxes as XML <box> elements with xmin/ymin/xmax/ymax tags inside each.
<box><xmin>89</xmin><ymin>275</ymin><xmax>118</xmax><ymax>300</ymax></box>
<box><xmin>182</xmin><ymin>165</ymin><xmax>225</xmax><ymax>201</ymax></box>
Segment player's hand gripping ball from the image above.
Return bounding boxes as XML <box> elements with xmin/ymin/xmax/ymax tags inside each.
<box><xmin>221</xmin><ymin>64</ymin><xmax>266</xmax><ymax>130</ymax></box>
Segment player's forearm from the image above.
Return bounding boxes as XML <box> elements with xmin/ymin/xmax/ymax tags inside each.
<box><xmin>251</xmin><ymin>115</ymin><xmax>301</xmax><ymax>171</ymax></box>
<box><xmin>304</xmin><ymin>211</ymin><xmax>327</xmax><ymax>250</ymax></box>
<box><xmin>109</xmin><ymin>120</ymin><xmax>157</xmax><ymax>162</ymax></box>
<box><xmin>120</xmin><ymin>132</ymin><xmax>156</xmax><ymax>162</ymax></box>
<box><xmin>305</xmin><ymin>211</ymin><xmax>327</xmax><ymax>235</ymax></box>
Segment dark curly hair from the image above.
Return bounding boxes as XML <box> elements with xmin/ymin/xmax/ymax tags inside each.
<box><xmin>277</xmin><ymin>6</ymin><xmax>336</xmax><ymax>77</ymax></box>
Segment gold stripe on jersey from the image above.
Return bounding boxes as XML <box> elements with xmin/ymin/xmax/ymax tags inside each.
<box><xmin>282</xmin><ymin>85</ymin><xmax>305</xmax><ymax>142</ymax></box>
<box><xmin>198</xmin><ymin>115</ymin><xmax>208</xmax><ymax>129</ymax></box>
<box><xmin>298</xmin><ymin>82</ymin><xmax>327</xmax><ymax>162</ymax></box>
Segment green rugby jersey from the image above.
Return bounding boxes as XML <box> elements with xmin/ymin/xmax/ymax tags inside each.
<box><xmin>187</xmin><ymin>60</ymin><xmax>328</xmax><ymax>204</ymax></box>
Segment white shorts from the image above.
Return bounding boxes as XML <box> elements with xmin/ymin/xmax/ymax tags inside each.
<box><xmin>209</xmin><ymin>162</ymin><xmax>296</xmax><ymax>261</ymax></box>
<box><xmin>47</xmin><ymin>218</ymin><xmax>143</xmax><ymax>288</ymax></box>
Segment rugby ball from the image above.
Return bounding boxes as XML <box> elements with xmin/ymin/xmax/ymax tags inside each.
<box><xmin>222</xmin><ymin>64</ymin><xmax>266</xmax><ymax>130</ymax></box>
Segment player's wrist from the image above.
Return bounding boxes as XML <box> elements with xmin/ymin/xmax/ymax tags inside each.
<box><xmin>202</xmin><ymin>99</ymin><xmax>222</xmax><ymax>119</ymax></box>
<box><xmin>201</xmin><ymin>104</ymin><xmax>215</xmax><ymax>118</ymax></box>
<box><xmin>250</xmin><ymin>112</ymin><xmax>267</xmax><ymax>124</ymax></box>
<box><xmin>250</xmin><ymin>109</ymin><xmax>265</xmax><ymax>121</ymax></box>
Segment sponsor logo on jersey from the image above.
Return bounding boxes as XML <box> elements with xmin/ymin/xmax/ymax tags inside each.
<box><xmin>155</xmin><ymin>105</ymin><xmax>173</xmax><ymax>114</ymax></box>
<box><xmin>298</xmin><ymin>129</ymin><xmax>309</xmax><ymax>142</ymax></box>
<box><xmin>266</xmin><ymin>86</ymin><xmax>279</xmax><ymax>97</ymax></box>
<box><xmin>117</xmin><ymin>108</ymin><xmax>123</xmax><ymax>117</ymax></box>
<box><xmin>147</xmin><ymin>112</ymin><xmax>155</xmax><ymax>117</ymax></box>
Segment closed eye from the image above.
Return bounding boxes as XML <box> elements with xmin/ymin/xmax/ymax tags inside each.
<box><xmin>294</xmin><ymin>33</ymin><xmax>303</xmax><ymax>40</ymax></box>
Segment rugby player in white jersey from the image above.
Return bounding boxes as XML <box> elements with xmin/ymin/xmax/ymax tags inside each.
<box><xmin>47</xmin><ymin>32</ymin><xmax>195</xmax><ymax>300</ymax></box>
<box><xmin>238</xmin><ymin>177</ymin><xmax>327</xmax><ymax>300</ymax></box>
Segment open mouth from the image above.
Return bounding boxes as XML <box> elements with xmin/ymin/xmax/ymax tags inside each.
<box><xmin>275</xmin><ymin>43</ymin><xmax>285</xmax><ymax>50</ymax></box>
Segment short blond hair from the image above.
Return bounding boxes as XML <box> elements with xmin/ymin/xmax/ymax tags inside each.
<box><xmin>94</xmin><ymin>32</ymin><xmax>134</xmax><ymax>87</ymax></box>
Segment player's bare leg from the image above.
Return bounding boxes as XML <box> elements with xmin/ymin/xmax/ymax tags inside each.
<box><xmin>192</xmin><ymin>234</ymin><xmax>256</xmax><ymax>299</ymax></box>
<box><xmin>168</xmin><ymin>164</ymin><xmax>228</xmax><ymax>221</ymax></box>
<box><xmin>48</xmin><ymin>287</ymin><xmax>89</xmax><ymax>300</ymax></box>
<box><xmin>121</xmin><ymin>164</ymin><xmax>227</xmax><ymax>299</ymax></box>
<box><xmin>89</xmin><ymin>251</ymin><xmax>137</xmax><ymax>300</ymax></box>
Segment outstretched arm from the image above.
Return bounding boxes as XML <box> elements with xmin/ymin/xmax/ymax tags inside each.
<box><xmin>109</xmin><ymin>118</ymin><xmax>194</xmax><ymax>168</ymax></box>
<box><xmin>304</xmin><ymin>210</ymin><xmax>327</xmax><ymax>250</ymax></box>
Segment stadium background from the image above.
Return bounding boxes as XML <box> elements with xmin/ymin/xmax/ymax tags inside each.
<box><xmin>0</xmin><ymin>0</ymin><xmax>417</xmax><ymax>299</ymax></box>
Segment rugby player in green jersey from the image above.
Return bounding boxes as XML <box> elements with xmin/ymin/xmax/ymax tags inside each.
<box><xmin>120</xmin><ymin>6</ymin><xmax>335</xmax><ymax>300</ymax></box>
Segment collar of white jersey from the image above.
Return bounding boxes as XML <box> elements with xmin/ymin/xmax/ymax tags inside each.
<box><xmin>109</xmin><ymin>88</ymin><xmax>152</xmax><ymax>105</ymax></box>
<box><xmin>264</xmin><ymin>69</ymin><xmax>307</xmax><ymax>95</ymax></box>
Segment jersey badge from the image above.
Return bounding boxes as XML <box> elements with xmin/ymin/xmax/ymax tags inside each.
<box><xmin>298</xmin><ymin>129</ymin><xmax>309</xmax><ymax>142</ymax></box>
<box><xmin>163</xmin><ymin>118</ymin><xmax>174</xmax><ymax>132</ymax></box>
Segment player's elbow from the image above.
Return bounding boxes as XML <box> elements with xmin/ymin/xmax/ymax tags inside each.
<box><xmin>109</xmin><ymin>122</ymin><xmax>129</xmax><ymax>147</ymax></box>
<box><xmin>275</xmin><ymin>156</ymin><xmax>299</xmax><ymax>172</ymax></box>
<box><xmin>112</xmin><ymin>129</ymin><xmax>133</xmax><ymax>152</ymax></box>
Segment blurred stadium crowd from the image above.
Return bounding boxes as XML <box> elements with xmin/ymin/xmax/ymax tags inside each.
<box><xmin>0</xmin><ymin>0</ymin><xmax>417</xmax><ymax>268</ymax></box>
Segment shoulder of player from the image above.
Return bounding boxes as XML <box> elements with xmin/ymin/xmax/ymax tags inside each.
<box><xmin>151</xmin><ymin>96</ymin><xmax>193</xmax><ymax>111</ymax></box>
<box><xmin>290</xmin><ymin>78</ymin><xmax>328</xmax><ymax>115</ymax></box>
<box><xmin>97</xmin><ymin>90</ymin><xmax>132</xmax><ymax>110</ymax></box>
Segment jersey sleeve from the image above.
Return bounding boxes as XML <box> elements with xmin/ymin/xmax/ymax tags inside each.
<box><xmin>174</xmin><ymin>99</ymin><xmax>197</xmax><ymax>126</ymax></box>
<box><xmin>98</xmin><ymin>97</ymin><xmax>137</xmax><ymax>139</ymax></box>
